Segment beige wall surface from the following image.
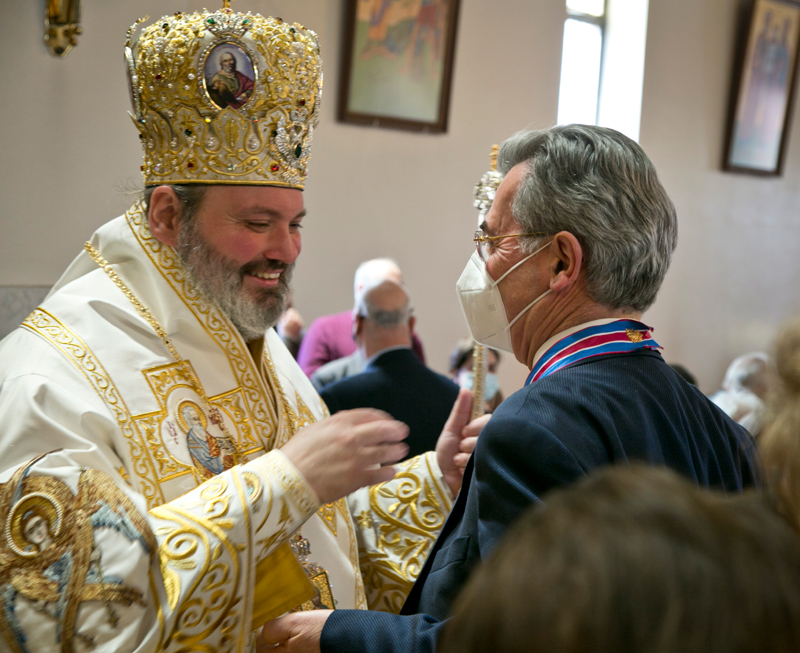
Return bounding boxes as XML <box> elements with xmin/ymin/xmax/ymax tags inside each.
<box><xmin>641</xmin><ymin>0</ymin><xmax>800</xmax><ymax>391</ymax></box>
<box><xmin>1</xmin><ymin>0</ymin><xmax>798</xmax><ymax>395</ymax></box>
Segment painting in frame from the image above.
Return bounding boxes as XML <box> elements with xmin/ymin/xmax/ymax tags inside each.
<box><xmin>724</xmin><ymin>0</ymin><xmax>800</xmax><ymax>175</ymax></box>
<box><xmin>338</xmin><ymin>0</ymin><xmax>461</xmax><ymax>133</ymax></box>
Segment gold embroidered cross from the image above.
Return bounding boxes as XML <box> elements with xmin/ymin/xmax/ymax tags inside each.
<box><xmin>357</xmin><ymin>511</ymin><xmax>373</xmax><ymax>529</ymax></box>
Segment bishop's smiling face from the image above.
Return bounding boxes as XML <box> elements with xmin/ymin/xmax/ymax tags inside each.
<box><xmin>175</xmin><ymin>185</ymin><xmax>305</xmax><ymax>341</ymax></box>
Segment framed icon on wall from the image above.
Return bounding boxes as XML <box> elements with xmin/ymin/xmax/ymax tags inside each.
<box><xmin>724</xmin><ymin>0</ymin><xmax>800</xmax><ymax>175</ymax></box>
<box><xmin>338</xmin><ymin>0</ymin><xmax>461</xmax><ymax>133</ymax></box>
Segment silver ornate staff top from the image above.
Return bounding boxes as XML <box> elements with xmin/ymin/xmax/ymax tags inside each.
<box><xmin>473</xmin><ymin>145</ymin><xmax>503</xmax><ymax>218</ymax></box>
<box><xmin>470</xmin><ymin>144</ymin><xmax>502</xmax><ymax>421</ymax></box>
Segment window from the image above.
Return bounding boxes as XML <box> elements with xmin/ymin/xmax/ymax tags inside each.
<box><xmin>556</xmin><ymin>0</ymin><xmax>650</xmax><ymax>141</ymax></box>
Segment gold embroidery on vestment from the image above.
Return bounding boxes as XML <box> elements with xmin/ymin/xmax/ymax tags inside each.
<box><xmin>124</xmin><ymin>202</ymin><xmax>280</xmax><ymax>451</ymax></box>
<box><xmin>134</xmin><ymin>361</ymin><xmax>264</xmax><ymax>485</ymax></box>
<box><xmin>360</xmin><ymin>453</ymin><xmax>452</xmax><ymax>612</ymax></box>
<box><xmin>150</xmin><ymin>475</ymin><xmax>243</xmax><ymax>650</ymax></box>
<box><xmin>21</xmin><ymin>309</ymin><xmax>164</xmax><ymax>507</ymax></box>
<box><xmin>318</xmin><ymin>503</ymin><xmax>338</xmax><ymax>536</ymax></box>
<box><xmin>0</xmin><ymin>460</ymin><xmax>156</xmax><ymax>652</ymax></box>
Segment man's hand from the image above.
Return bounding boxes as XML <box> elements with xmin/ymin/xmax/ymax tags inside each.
<box><xmin>281</xmin><ymin>410</ymin><xmax>408</xmax><ymax>504</ymax></box>
<box><xmin>259</xmin><ymin>611</ymin><xmax>331</xmax><ymax>652</ymax></box>
<box><xmin>436</xmin><ymin>388</ymin><xmax>491</xmax><ymax>497</ymax></box>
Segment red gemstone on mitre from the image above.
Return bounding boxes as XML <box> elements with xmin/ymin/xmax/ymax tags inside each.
<box><xmin>271</xmin><ymin>164</ymin><xmax>279</xmax><ymax>171</ymax></box>
<box><xmin>155</xmin><ymin>74</ymin><xmax>162</xmax><ymax>80</ymax></box>
<box><xmin>187</xmin><ymin>162</ymin><xmax>194</xmax><ymax>168</ymax></box>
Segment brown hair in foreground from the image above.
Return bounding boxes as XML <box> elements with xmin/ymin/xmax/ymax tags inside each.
<box><xmin>441</xmin><ymin>465</ymin><xmax>800</xmax><ymax>653</ymax></box>
<box><xmin>760</xmin><ymin>317</ymin><xmax>800</xmax><ymax>532</ymax></box>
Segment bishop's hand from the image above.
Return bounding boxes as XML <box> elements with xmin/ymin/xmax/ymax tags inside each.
<box><xmin>280</xmin><ymin>409</ymin><xmax>409</xmax><ymax>504</ymax></box>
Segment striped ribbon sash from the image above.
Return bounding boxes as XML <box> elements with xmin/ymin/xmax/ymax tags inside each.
<box><xmin>526</xmin><ymin>320</ymin><xmax>662</xmax><ymax>386</ymax></box>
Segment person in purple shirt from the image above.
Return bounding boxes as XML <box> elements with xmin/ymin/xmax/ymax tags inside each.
<box><xmin>297</xmin><ymin>258</ymin><xmax>425</xmax><ymax>377</ymax></box>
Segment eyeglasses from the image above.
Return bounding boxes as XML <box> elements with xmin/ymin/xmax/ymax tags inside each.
<box><xmin>473</xmin><ymin>230</ymin><xmax>548</xmax><ymax>263</ymax></box>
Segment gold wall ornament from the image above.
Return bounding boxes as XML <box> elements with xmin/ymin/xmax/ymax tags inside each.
<box><xmin>45</xmin><ymin>0</ymin><xmax>84</xmax><ymax>58</ymax></box>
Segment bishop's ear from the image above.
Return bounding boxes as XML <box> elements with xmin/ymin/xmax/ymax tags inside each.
<box><xmin>549</xmin><ymin>231</ymin><xmax>583</xmax><ymax>292</ymax></box>
<box><xmin>147</xmin><ymin>186</ymin><xmax>183</xmax><ymax>248</ymax></box>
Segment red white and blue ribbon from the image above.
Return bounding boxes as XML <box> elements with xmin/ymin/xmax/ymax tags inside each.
<box><xmin>525</xmin><ymin>319</ymin><xmax>662</xmax><ymax>386</ymax></box>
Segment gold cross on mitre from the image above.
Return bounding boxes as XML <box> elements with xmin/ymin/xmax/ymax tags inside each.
<box><xmin>222</xmin><ymin>0</ymin><xmax>236</xmax><ymax>9</ymax></box>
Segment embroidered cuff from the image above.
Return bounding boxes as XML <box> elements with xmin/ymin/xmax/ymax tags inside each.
<box><xmin>250</xmin><ymin>449</ymin><xmax>321</xmax><ymax>523</ymax></box>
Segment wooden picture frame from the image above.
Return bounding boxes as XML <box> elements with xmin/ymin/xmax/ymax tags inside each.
<box><xmin>337</xmin><ymin>0</ymin><xmax>461</xmax><ymax>133</ymax></box>
<box><xmin>724</xmin><ymin>0</ymin><xmax>800</xmax><ymax>175</ymax></box>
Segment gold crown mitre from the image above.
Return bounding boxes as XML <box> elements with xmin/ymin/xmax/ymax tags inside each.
<box><xmin>125</xmin><ymin>6</ymin><xmax>323</xmax><ymax>189</ymax></box>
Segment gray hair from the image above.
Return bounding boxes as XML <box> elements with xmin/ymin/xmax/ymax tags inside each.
<box><xmin>498</xmin><ymin>125</ymin><xmax>677</xmax><ymax>312</ymax></box>
<box><xmin>359</xmin><ymin>294</ymin><xmax>411</xmax><ymax>329</ymax></box>
<box><xmin>142</xmin><ymin>185</ymin><xmax>208</xmax><ymax>224</ymax></box>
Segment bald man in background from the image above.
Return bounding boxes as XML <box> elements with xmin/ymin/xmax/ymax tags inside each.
<box><xmin>298</xmin><ymin>258</ymin><xmax>426</xmax><ymax>377</ymax></box>
<box><xmin>321</xmin><ymin>280</ymin><xmax>460</xmax><ymax>460</ymax></box>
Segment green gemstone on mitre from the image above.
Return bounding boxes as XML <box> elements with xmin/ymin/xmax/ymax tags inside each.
<box><xmin>294</xmin><ymin>144</ymin><xmax>302</xmax><ymax>158</ymax></box>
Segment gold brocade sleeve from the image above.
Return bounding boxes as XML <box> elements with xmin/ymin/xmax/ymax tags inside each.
<box><xmin>347</xmin><ymin>452</ymin><xmax>454</xmax><ymax>613</ymax></box>
<box><xmin>150</xmin><ymin>449</ymin><xmax>319</xmax><ymax>650</ymax></box>
<box><xmin>0</xmin><ymin>450</ymin><xmax>319</xmax><ymax>653</ymax></box>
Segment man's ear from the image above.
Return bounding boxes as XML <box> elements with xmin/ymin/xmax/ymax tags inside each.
<box><xmin>549</xmin><ymin>231</ymin><xmax>583</xmax><ymax>293</ymax></box>
<box><xmin>352</xmin><ymin>315</ymin><xmax>364</xmax><ymax>341</ymax></box>
<box><xmin>148</xmin><ymin>186</ymin><xmax>183</xmax><ymax>248</ymax></box>
<box><xmin>408</xmin><ymin>315</ymin><xmax>416</xmax><ymax>335</ymax></box>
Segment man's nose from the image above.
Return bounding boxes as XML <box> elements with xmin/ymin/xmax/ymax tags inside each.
<box><xmin>262</xmin><ymin>225</ymin><xmax>300</xmax><ymax>263</ymax></box>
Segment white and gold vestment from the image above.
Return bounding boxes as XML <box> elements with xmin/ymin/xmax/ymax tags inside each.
<box><xmin>0</xmin><ymin>204</ymin><xmax>452</xmax><ymax>652</ymax></box>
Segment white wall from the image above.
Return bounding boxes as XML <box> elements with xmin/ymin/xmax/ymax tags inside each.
<box><xmin>641</xmin><ymin>0</ymin><xmax>800</xmax><ymax>390</ymax></box>
<box><xmin>1</xmin><ymin>0</ymin><xmax>799</xmax><ymax>395</ymax></box>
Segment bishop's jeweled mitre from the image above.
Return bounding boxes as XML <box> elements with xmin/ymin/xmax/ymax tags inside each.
<box><xmin>125</xmin><ymin>6</ymin><xmax>323</xmax><ymax>189</ymax></box>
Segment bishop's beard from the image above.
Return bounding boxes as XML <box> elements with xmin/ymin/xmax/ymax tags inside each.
<box><xmin>175</xmin><ymin>220</ymin><xmax>294</xmax><ymax>342</ymax></box>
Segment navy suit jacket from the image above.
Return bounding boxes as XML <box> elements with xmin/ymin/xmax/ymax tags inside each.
<box><xmin>321</xmin><ymin>350</ymin><xmax>760</xmax><ymax>653</ymax></box>
<box><xmin>320</xmin><ymin>348</ymin><xmax>460</xmax><ymax>459</ymax></box>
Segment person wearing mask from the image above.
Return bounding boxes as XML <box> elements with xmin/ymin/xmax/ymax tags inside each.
<box><xmin>0</xmin><ymin>10</ymin><xmax>477</xmax><ymax>650</ymax></box>
<box><xmin>449</xmin><ymin>338</ymin><xmax>504</xmax><ymax>412</ymax></box>
<box><xmin>261</xmin><ymin>124</ymin><xmax>760</xmax><ymax>653</ymax></box>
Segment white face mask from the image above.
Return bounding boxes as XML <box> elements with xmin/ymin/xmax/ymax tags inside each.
<box><xmin>455</xmin><ymin>242</ymin><xmax>552</xmax><ymax>353</ymax></box>
<box><xmin>457</xmin><ymin>370</ymin><xmax>501</xmax><ymax>402</ymax></box>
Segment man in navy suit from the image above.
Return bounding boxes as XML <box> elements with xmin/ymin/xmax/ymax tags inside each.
<box><xmin>260</xmin><ymin>125</ymin><xmax>760</xmax><ymax>653</ymax></box>
<box><xmin>320</xmin><ymin>280</ymin><xmax>460</xmax><ymax>460</ymax></box>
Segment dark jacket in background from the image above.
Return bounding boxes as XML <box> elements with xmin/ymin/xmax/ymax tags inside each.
<box><xmin>320</xmin><ymin>348</ymin><xmax>460</xmax><ymax>460</ymax></box>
